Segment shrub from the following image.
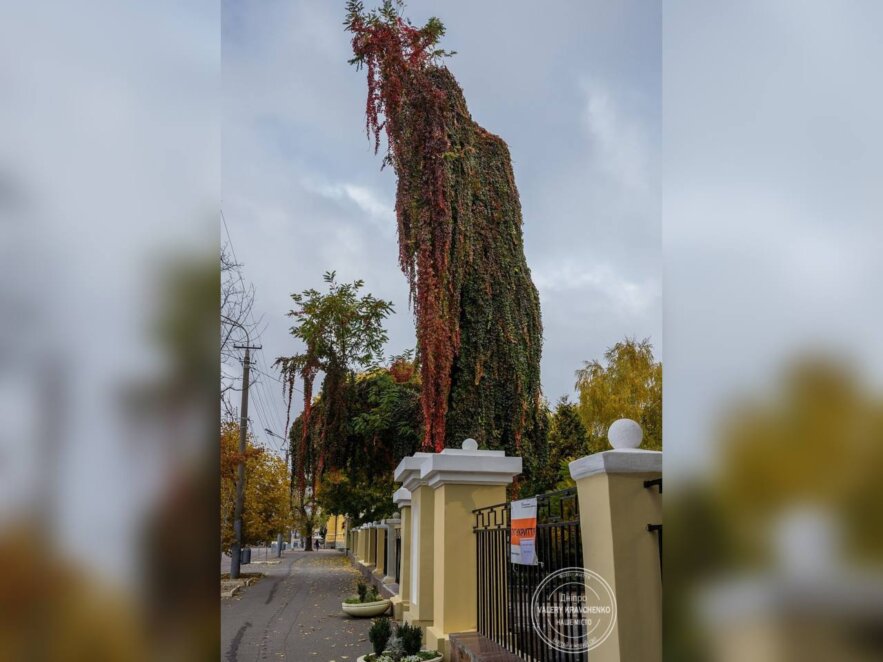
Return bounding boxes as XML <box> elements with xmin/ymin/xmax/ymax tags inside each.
<box><xmin>397</xmin><ymin>622</ymin><xmax>422</xmax><ymax>655</ymax></box>
<box><xmin>369</xmin><ymin>617</ymin><xmax>392</xmax><ymax>656</ymax></box>
<box><xmin>367</xmin><ymin>585</ymin><xmax>380</xmax><ymax>602</ymax></box>
<box><xmin>357</xmin><ymin>580</ymin><xmax>368</xmax><ymax>602</ymax></box>
<box><xmin>383</xmin><ymin>633</ymin><xmax>405</xmax><ymax>660</ymax></box>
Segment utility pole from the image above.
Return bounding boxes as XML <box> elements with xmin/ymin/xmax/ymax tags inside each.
<box><xmin>230</xmin><ymin>342</ymin><xmax>261</xmax><ymax>580</ymax></box>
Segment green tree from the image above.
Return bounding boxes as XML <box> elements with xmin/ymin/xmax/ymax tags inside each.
<box><xmin>575</xmin><ymin>338</ymin><xmax>662</xmax><ymax>452</ymax></box>
<box><xmin>275</xmin><ymin>272</ymin><xmax>393</xmax><ymax>549</ymax></box>
<box><xmin>319</xmin><ymin>352</ymin><xmax>423</xmax><ymax>524</ymax></box>
<box><xmin>548</xmin><ymin>397</ymin><xmax>590</xmax><ymax>488</ymax></box>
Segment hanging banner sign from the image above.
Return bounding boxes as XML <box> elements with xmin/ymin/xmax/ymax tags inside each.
<box><xmin>510</xmin><ymin>497</ymin><xmax>538</xmax><ymax>565</ymax></box>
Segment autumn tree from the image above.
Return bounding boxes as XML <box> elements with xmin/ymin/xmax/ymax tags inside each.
<box><xmin>275</xmin><ymin>272</ymin><xmax>393</xmax><ymax>549</ymax></box>
<box><xmin>346</xmin><ymin>1</ymin><xmax>544</xmax><ymax>456</ymax></box>
<box><xmin>220</xmin><ymin>421</ymin><xmax>292</xmax><ymax>553</ymax></box>
<box><xmin>319</xmin><ymin>351</ymin><xmax>423</xmax><ymax>524</ymax></box>
<box><xmin>575</xmin><ymin>338</ymin><xmax>662</xmax><ymax>452</ymax></box>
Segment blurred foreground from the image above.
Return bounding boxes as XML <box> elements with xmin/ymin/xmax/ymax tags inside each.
<box><xmin>0</xmin><ymin>1</ymin><xmax>219</xmax><ymax>659</ymax></box>
<box><xmin>666</xmin><ymin>358</ymin><xmax>883</xmax><ymax>662</ymax></box>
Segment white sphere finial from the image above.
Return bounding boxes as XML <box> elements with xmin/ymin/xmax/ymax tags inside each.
<box><xmin>608</xmin><ymin>419</ymin><xmax>642</xmax><ymax>449</ymax></box>
<box><xmin>462</xmin><ymin>438</ymin><xmax>479</xmax><ymax>451</ymax></box>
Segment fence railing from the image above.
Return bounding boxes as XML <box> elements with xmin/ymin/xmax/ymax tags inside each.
<box><xmin>473</xmin><ymin>488</ymin><xmax>584</xmax><ymax>662</ymax></box>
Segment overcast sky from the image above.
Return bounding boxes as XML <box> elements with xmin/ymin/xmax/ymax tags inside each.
<box><xmin>222</xmin><ymin>0</ymin><xmax>661</xmax><ymax>451</ymax></box>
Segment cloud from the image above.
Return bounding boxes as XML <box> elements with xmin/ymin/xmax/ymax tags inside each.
<box><xmin>305</xmin><ymin>179</ymin><xmax>396</xmax><ymax>231</ymax></box>
<box><xmin>534</xmin><ymin>261</ymin><xmax>659</xmax><ymax>317</ymax></box>
<box><xmin>581</xmin><ymin>79</ymin><xmax>652</xmax><ymax>195</ymax></box>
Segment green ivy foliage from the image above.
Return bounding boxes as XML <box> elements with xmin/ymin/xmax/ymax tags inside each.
<box><xmin>316</xmin><ymin>355</ymin><xmax>423</xmax><ymax>524</ymax></box>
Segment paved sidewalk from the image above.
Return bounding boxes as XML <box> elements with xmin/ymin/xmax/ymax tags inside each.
<box><xmin>221</xmin><ymin>549</ymin><xmax>373</xmax><ymax>661</ymax></box>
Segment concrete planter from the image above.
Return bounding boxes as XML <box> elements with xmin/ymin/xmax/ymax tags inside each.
<box><xmin>341</xmin><ymin>598</ymin><xmax>391</xmax><ymax>618</ymax></box>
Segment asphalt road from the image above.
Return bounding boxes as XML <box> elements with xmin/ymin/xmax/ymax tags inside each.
<box><xmin>221</xmin><ymin>549</ymin><xmax>373</xmax><ymax>662</ymax></box>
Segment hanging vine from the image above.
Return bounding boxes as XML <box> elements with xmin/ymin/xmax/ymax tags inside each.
<box><xmin>346</xmin><ymin>1</ymin><xmax>544</xmax><ymax>455</ymax></box>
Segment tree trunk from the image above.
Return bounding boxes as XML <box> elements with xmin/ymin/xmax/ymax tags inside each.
<box><xmin>303</xmin><ymin>521</ymin><xmax>314</xmax><ymax>551</ymax></box>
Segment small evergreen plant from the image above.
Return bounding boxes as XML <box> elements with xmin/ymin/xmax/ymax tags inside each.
<box><xmin>396</xmin><ymin>622</ymin><xmax>422</xmax><ymax>655</ymax></box>
<box><xmin>369</xmin><ymin>617</ymin><xmax>392</xmax><ymax>656</ymax></box>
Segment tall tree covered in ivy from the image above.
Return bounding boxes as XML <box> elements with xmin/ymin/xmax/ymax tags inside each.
<box><xmin>346</xmin><ymin>0</ymin><xmax>544</xmax><ymax>456</ymax></box>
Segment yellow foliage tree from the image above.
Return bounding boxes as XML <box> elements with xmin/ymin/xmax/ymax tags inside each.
<box><xmin>220</xmin><ymin>421</ymin><xmax>292</xmax><ymax>552</ymax></box>
<box><xmin>575</xmin><ymin>338</ymin><xmax>662</xmax><ymax>452</ymax></box>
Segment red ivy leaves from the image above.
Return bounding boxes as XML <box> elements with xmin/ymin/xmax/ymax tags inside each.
<box><xmin>347</xmin><ymin>2</ymin><xmax>456</xmax><ymax>451</ymax></box>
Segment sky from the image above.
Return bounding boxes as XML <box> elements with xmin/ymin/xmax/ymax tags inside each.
<box><xmin>222</xmin><ymin>0</ymin><xmax>662</xmax><ymax>452</ymax></box>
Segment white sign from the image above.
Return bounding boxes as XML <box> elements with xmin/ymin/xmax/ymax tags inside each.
<box><xmin>511</xmin><ymin>498</ymin><xmax>538</xmax><ymax>565</ymax></box>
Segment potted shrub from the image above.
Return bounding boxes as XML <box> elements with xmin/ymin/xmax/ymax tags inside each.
<box><xmin>357</xmin><ymin>621</ymin><xmax>442</xmax><ymax>662</ymax></box>
<box><xmin>342</xmin><ymin>580</ymin><xmax>392</xmax><ymax>618</ymax></box>
<box><xmin>368</xmin><ymin>617</ymin><xmax>392</xmax><ymax>659</ymax></box>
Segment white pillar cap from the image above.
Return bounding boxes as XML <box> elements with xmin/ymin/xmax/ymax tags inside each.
<box><xmin>420</xmin><ymin>439</ymin><xmax>521</xmax><ymax>489</ymax></box>
<box><xmin>393</xmin><ymin>486</ymin><xmax>412</xmax><ymax>508</ymax></box>
<box><xmin>568</xmin><ymin>449</ymin><xmax>661</xmax><ymax>481</ymax></box>
<box><xmin>394</xmin><ymin>452</ymin><xmax>433</xmax><ymax>491</ymax></box>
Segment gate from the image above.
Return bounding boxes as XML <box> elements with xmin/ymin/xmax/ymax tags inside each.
<box><xmin>474</xmin><ymin>488</ymin><xmax>584</xmax><ymax>661</ymax></box>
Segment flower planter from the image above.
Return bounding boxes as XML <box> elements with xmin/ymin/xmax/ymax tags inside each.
<box><xmin>341</xmin><ymin>598</ymin><xmax>391</xmax><ymax>618</ymax></box>
<box><xmin>356</xmin><ymin>654</ymin><xmax>442</xmax><ymax>662</ymax></box>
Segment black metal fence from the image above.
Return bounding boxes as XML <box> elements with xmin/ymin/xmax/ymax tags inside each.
<box><xmin>474</xmin><ymin>488</ymin><xmax>584</xmax><ymax>661</ymax></box>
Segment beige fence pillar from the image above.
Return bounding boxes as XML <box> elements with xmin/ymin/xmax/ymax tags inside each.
<box><xmin>396</xmin><ymin>439</ymin><xmax>522</xmax><ymax>660</ymax></box>
<box><xmin>373</xmin><ymin>522</ymin><xmax>387</xmax><ymax>580</ymax></box>
<box><xmin>568</xmin><ymin>421</ymin><xmax>662</xmax><ymax>662</ymax></box>
<box><xmin>382</xmin><ymin>518</ymin><xmax>399</xmax><ymax>585</ymax></box>
<box><xmin>360</xmin><ymin>527</ymin><xmax>370</xmax><ymax>566</ymax></box>
<box><xmin>395</xmin><ymin>453</ymin><xmax>434</xmax><ymax>629</ymax></box>
<box><xmin>392</xmin><ymin>487</ymin><xmax>412</xmax><ymax>619</ymax></box>
<box><xmin>368</xmin><ymin>525</ymin><xmax>378</xmax><ymax>569</ymax></box>
<box><xmin>343</xmin><ymin>517</ymin><xmax>351</xmax><ymax>552</ymax></box>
